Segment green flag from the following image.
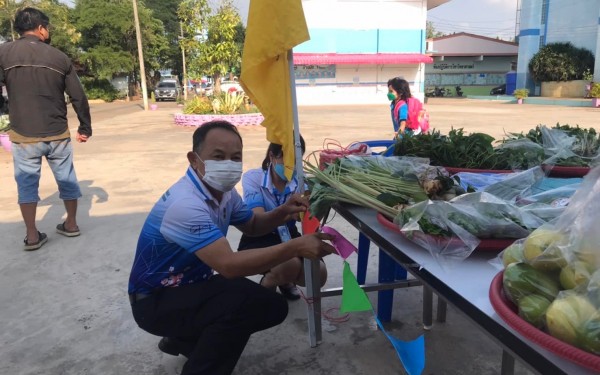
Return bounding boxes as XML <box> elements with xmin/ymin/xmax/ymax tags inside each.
<box><xmin>340</xmin><ymin>261</ymin><xmax>373</xmax><ymax>313</ymax></box>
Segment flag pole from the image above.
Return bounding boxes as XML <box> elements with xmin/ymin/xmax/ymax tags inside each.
<box><xmin>287</xmin><ymin>49</ymin><xmax>322</xmax><ymax>347</ymax></box>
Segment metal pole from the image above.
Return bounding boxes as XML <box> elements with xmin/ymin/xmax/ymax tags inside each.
<box><xmin>132</xmin><ymin>0</ymin><xmax>149</xmax><ymax>111</ymax></box>
<box><xmin>287</xmin><ymin>49</ymin><xmax>322</xmax><ymax>348</ymax></box>
<box><xmin>180</xmin><ymin>23</ymin><xmax>188</xmax><ymax>101</ymax></box>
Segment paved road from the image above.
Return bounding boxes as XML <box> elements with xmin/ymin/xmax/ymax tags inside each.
<box><xmin>67</xmin><ymin>100</ymin><xmax>179</xmax><ymax>123</ymax></box>
<box><xmin>2</xmin><ymin>98</ymin><xmax>597</xmax><ymax>375</ymax></box>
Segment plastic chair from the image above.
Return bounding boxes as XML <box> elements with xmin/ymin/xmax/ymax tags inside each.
<box><xmin>351</xmin><ymin>139</ymin><xmax>395</xmax><ymax>157</ymax></box>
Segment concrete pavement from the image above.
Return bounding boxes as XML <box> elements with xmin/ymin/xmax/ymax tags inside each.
<box><xmin>1</xmin><ymin>99</ymin><xmax>597</xmax><ymax>374</ymax></box>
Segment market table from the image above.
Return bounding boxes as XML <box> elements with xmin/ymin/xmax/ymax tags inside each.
<box><xmin>330</xmin><ymin>203</ymin><xmax>597</xmax><ymax>375</ymax></box>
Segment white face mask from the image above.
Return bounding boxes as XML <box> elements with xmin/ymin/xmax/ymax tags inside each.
<box><xmin>195</xmin><ymin>153</ymin><xmax>243</xmax><ymax>192</ymax></box>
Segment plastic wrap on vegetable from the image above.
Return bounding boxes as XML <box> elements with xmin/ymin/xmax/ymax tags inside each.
<box><xmin>499</xmin><ymin>239</ymin><xmax>526</xmax><ymax>268</ymax></box>
<box><xmin>394</xmin><ymin>192</ymin><xmax>544</xmax><ymax>266</ymax></box>
<box><xmin>545</xmin><ymin>291</ymin><xmax>599</xmax><ymax>349</ymax></box>
<box><xmin>495</xmin><ymin>138</ymin><xmax>546</xmax><ymax>170</ymax></box>
<box><xmin>394</xmin><ymin>200</ymin><xmax>480</xmax><ymax>265</ymax></box>
<box><xmin>521</xmin><ymin>224</ymin><xmax>569</xmax><ymax>271</ymax></box>
<box><xmin>483</xmin><ymin>166</ymin><xmax>545</xmax><ymax>202</ymax></box>
<box><xmin>452</xmin><ymin>171</ymin><xmax>511</xmax><ymax>191</ymax></box>
<box><xmin>540</xmin><ymin>125</ymin><xmax>600</xmax><ymax>167</ymax></box>
<box><xmin>342</xmin><ymin>155</ymin><xmax>433</xmax><ymax>179</ymax></box>
<box><xmin>500</xmin><ymin>166</ymin><xmax>600</xmax><ymax>355</ymax></box>
<box><xmin>503</xmin><ymin>262</ymin><xmax>560</xmax><ymax>304</ymax></box>
<box><xmin>517</xmin><ymin>181</ymin><xmax>581</xmax><ymax>221</ymax></box>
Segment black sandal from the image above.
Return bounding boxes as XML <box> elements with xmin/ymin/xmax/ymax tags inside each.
<box><xmin>23</xmin><ymin>231</ymin><xmax>48</xmax><ymax>251</ymax></box>
<box><xmin>279</xmin><ymin>283</ymin><xmax>301</xmax><ymax>301</ymax></box>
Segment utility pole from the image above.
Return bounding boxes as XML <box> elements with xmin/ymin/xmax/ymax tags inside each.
<box><xmin>180</xmin><ymin>23</ymin><xmax>188</xmax><ymax>101</ymax></box>
<box><xmin>132</xmin><ymin>0</ymin><xmax>149</xmax><ymax>111</ymax></box>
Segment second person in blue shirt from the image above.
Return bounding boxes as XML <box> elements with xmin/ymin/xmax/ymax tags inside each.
<box><xmin>238</xmin><ymin>137</ymin><xmax>328</xmax><ymax>300</ymax></box>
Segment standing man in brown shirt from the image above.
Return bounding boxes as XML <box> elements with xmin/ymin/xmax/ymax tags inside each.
<box><xmin>0</xmin><ymin>8</ymin><xmax>92</xmax><ymax>250</ymax></box>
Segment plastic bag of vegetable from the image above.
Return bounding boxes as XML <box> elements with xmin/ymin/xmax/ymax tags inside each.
<box><xmin>501</xmin><ymin>165</ymin><xmax>600</xmax><ymax>355</ymax></box>
<box><xmin>395</xmin><ymin>192</ymin><xmax>544</xmax><ymax>266</ymax></box>
<box><xmin>483</xmin><ymin>166</ymin><xmax>545</xmax><ymax>202</ymax></box>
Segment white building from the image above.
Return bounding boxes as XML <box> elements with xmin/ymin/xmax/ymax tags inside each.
<box><xmin>294</xmin><ymin>0</ymin><xmax>451</xmax><ymax>105</ymax></box>
<box><xmin>426</xmin><ymin>33</ymin><xmax>518</xmax><ymax>91</ymax></box>
<box><xmin>517</xmin><ymin>0</ymin><xmax>600</xmax><ymax>93</ymax></box>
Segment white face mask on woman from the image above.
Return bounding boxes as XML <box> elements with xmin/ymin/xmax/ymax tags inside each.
<box><xmin>195</xmin><ymin>153</ymin><xmax>243</xmax><ymax>192</ymax></box>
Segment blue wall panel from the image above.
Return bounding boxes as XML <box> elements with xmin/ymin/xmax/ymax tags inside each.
<box><xmin>378</xmin><ymin>29</ymin><xmax>424</xmax><ymax>53</ymax></box>
<box><xmin>295</xmin><ymin>28</ymin><xmax>424</xmax><ymax>54</ymax></box>
<box><xmin>336</xmin><ymin>30</ymin><xmax>378</xmax><ymax>53</ymax></box>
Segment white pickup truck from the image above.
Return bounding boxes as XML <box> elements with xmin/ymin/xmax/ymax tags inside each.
<box><xmin>220</xmin><ymin>80</ymin><xmax>243</xmax><ymax>94</ymax></box>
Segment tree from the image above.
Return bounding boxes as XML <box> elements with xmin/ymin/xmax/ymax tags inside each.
<box><xmin>73</xmin><ymin>0</ymin><xmax>169</xmax><ymax>95</ymax></box>
<box><xmin>0</xmin><ymin>0</ymin><xmax>79</xmax><ymax>59</ymax></box>
<box><xmin>145</xmin><ymin>0</ymin><xmax>183</xmax><ymax>79</ymax></box>
<box><xmin>426</xmin><ymin>21</ymin><xmax>444</xmax><ymax>39</ymax></box>
<box><xmin>0</xmin><ymin>0</ymin><xmax>19</xmax><ymax>41</ymax></box>
<box><xmin>31</xmin><ymin>0</ymin><xmax>81</xmax><ymax>59</ymax></box>
<box><xmin>180</xmin><ymin>0</ymin><xmax>243</xmax><ymax>94</ymax></box>
<box><xmin>529</xmin><ymin>42</ymin><xmax>595</xmax><ymax>82</ymax></box>
<box><xmin>178</xmin><ymin>0</ymin><xmax>210</xmax><ymax>83</ymax></box>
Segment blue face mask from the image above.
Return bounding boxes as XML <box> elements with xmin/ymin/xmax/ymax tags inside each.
<box><xmin>274</xmin><ymin>163</ymin><xmax>294</xmax><ymax>182</ymax></box>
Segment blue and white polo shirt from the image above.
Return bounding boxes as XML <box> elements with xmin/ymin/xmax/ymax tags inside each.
<box><xmin>128</xmin><ymin>166</ymin><xmax>253</xmax><ymax>294</ymax></box>
<box><xmin>242</xmin><ymin>167</ymin><xmax>300</xmax><ymax>233</ymax></box>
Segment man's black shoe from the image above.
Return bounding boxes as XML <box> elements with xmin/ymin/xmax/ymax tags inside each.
<box><xmin>279</xmin><ymin>284</ymin><xmax>301</xmax><ymax>301</ymax></box>
<box><xmin>158</xmin><ymin>337</ymin><xmax>193</xmax><ymax>358</ymax></box>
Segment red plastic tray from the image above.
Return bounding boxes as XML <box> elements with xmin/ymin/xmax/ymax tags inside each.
<box><xmin>376</xmin><ymin>213</ymin><xmax>516</xmax><ymax>252</ymax></box>
<box><xmin>489</xmin><ymin>271</ymin><xmax>600</xmax><ymax>372</ymax></box>
<box><xmin>541</xmin><ymin>164</ymin><xmax>590</xmax><ymax>178</ymax></box>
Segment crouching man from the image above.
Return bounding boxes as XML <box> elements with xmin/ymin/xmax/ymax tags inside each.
<box><xmin>128</xmin><ymin>120</ymin><xmax>334</xmax><ymax>375</ymax></box>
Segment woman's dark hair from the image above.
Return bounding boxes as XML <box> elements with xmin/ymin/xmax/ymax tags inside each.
<box><xmin>14</xmin><ymin>7</ymin><xmax>49</xmax><ymax>35</ymax></box>
<box><xmin>387</xmin><ymin>77</ymin><xmax>412</xmax><ymax>101</ymax></box>
<box><xmin>192</xmin><ymin>120</ymin><xmax>242</xmax><ymax>152</ymax></box>
<box><xmin>261</xmin><ymin>135</ymin><xmax>306</xmax><ymax>170</ymax></box>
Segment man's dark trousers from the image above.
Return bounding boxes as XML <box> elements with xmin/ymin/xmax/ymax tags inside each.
<box><xmin>131</xmin><ymin>275</ymin><xmax>288</xmax><ymax>375</ymax></box>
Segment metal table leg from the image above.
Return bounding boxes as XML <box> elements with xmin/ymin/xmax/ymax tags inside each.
<box><xmin>437</xmin><ymin>298</ymin><xmax>447</xmax><ymax>323</ymax></box>
<box><xmin>423</xmin><ymin>287</ymin><xmax>433</xmax><ymax>330</ymax></box>
<box><xmin>501</xmin><ymin>350</ymin><xmax>515</xmax><ymax>375</ymax></box>
<box><xmin>305</xmin><ymin>258</ymin><xmax>322</xmax><ymax>347</ymax></box>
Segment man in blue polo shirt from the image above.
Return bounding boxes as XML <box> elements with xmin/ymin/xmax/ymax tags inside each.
<box><xmin>128</xmin><ymin>120</ymin><xmax>334</xmax><ymax>375</ymax></box>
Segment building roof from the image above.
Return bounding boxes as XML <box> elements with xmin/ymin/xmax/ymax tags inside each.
<box><xmin>428</xmin><ymin>0</ymin><xmax>452</xmax><ymax>10</ymax></box>
<box><xmin>293</xmin><ymin>53</ymin><xmax>433</xmax><ymax>65</ymax></box>
<box><xmin>428</xmin><ymin>32</ymin><xmax>518</xmax><ymax>56</ymax></box>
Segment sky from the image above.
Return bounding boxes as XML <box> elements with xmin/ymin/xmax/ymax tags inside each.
<box><xmin>62</xmin><ymin>0</ymin><xmax>519</xmax><ymax>41</ymax></box>
<box><xmin>231</xmin><ymin>0</ymin><xmax>519</xmax><ymax>40</ymax></box>
<box><xmin>429</xmin><ymin>0</ymin><xmax>520</xmax><ymax>40</ymax></box>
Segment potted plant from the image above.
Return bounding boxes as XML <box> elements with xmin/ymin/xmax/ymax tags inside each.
<box><xmin>590</xmin><ymin>83</ymin><xmax>600</xmax><ymax>107</ymax></box>
<box><xmin>513</xmin><ymin>88</ymin><xmax>529</xmax><ymax>104</ymax></box>
<box><xmin>0</xmin><ymin>114</ymin><xmax>11</xmax><ymax>152</ymax></box>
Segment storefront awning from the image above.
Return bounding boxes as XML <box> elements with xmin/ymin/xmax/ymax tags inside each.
<box><xmin>293</xmin><ymin>53</ymin><xmax>433</xmax><ymax>65</ymax></box>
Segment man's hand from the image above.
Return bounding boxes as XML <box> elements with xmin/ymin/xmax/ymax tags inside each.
<box><xmin>291</xmin><ymin>232</ymin><xmax>336</xmax><ymax>259</ymax></box>
<box><xmin>281</xmin><ymin>193</ymin><xmax>309</xmax><ymax>221</ymax></box>
<box><xmin>76</xmin><ymin>132</ymin><xmax>90</xmax><ymax>143</ymax></box>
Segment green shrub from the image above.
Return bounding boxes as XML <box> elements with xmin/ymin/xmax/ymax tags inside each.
<box><xmin>528</xmin><ymin>42</ymin><xmax>595</xmax><ymax>82</ymax></box>
<box><xmin>80</xmin><ymin>78</ymin><xmax>122</xmax><ymax>102</ymax></box>
<box><xmin>213</xmin><ymin>92</ymin><xmax>245</xmax><ymax>114</ymax></box>
<box><xmin>0</xmin><ymin>114</ymin><xmax>10</xmax><ymax>132</ymax></box>
<box><xmin>590</xmin><ymin>83</ymin><xmax>600</xmax><ymax>98</ymax></box>
<box><xmin>183</xmin><ymin>96</ymin><xmax>214</xmax><ymax>114</ymax></box>
<box><xmin>513</xmin><ymin>88</ymin><xmax>529</xmax><ymax>99</ymax></box>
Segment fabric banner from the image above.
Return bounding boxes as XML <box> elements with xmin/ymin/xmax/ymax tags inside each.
<box><xmin>240</xmin><ymin>0</ymin><xmax>310</xmax><ymax>180</ymax></box>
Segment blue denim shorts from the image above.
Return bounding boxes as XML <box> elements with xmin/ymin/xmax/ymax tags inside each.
<box><xmin>12</xmin><ymin>138</ymin><xmax>82</xmax><ymax>204</ymax></box>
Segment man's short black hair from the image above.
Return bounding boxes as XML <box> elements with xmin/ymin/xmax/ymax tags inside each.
<box><xmin>192</xmin><ymin>120</ymin><xmax>243</xmax><ymax>152</ymax></box>
<box><xmin>14</xmin><ymin>7</ymin><xmax>49</xmax><ymax>35</ymax></box>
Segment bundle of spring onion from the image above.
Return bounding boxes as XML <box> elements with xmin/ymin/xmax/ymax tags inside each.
<box><xmin>304</xmin><ymin>156</ymin><xmax>431</xmax><ymax>220</ymax></box>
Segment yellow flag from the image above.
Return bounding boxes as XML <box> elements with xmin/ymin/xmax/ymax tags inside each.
<box><xmin>240</xmin><ymin>0</ymin><xmax>310</xmax><ymax>180</ymax></box>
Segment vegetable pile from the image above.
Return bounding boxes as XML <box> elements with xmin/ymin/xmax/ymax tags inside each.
<box><xmin>394</xmin><ymin>124</ymin><xmax>599</xmax><ymax>170</ymax></box>
<box><xmin>305</xmin><ymin>156</ymin><xmax>555</xmax><ymax>242</ymax></box>
<box><xmin>500</xmin><ymin>166</ymin><xmax>600</xmax><ymax>356</ymax></box>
